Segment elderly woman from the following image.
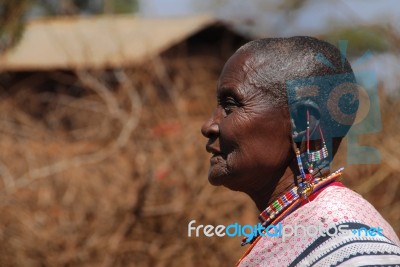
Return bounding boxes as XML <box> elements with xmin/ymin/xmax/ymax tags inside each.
<box><xmin>201</xmin><ymin>37</ymin><xmax>400</xmax><ymax>266</ymax></box>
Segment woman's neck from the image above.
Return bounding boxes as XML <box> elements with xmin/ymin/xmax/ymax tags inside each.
<box><xmin>248</xmin><ymin>162</ymin><xmax>299</xmax><ymax>212</ymax></box>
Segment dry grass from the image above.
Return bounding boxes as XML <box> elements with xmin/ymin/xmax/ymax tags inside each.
<box><xmin>0</xmin><ymin>53</ymin><xmax>398</xmax><ymax>267</ymax></box>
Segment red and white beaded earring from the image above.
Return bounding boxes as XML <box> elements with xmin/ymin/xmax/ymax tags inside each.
<box><xmin>306</xmin><ymin>109</ymin><xmax>328</xmax><ymax>176</ymax></box>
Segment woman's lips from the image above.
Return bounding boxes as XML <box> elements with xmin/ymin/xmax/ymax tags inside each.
<box><xmin>210</xmin><ymin>154</ymin><xmax>223</xmax><ymax>164</ymax></box>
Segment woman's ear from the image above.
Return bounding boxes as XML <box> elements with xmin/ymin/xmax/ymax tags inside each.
<box><xmin>290</xmin><ymin>100</ymin><xmax>321</xmax><ymax>143</ymax></box>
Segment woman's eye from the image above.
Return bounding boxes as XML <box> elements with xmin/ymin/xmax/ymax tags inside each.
<box><xmin>223</xmin><ymin>105</ymin><xmax>233</xmax><ymax>114</ymax></box>
<box><xmin>220</xmin><ymin>98</ymin><xmax>239</xmax><ymax>114</ymax></box>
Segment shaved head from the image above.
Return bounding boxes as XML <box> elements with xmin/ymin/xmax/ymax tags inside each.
<box><xmin>234</xmin><ymin>36</ymin><xmax>359</xmax><ymax>156</ymax></box>
<box><xmin>236</xmin><ymin>36</ymin><xmax>355</xmax><ymax>105</ymax></box>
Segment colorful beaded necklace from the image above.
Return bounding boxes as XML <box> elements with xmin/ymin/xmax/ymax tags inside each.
<box><xmin>241</xmin><ymin>167</ymin><xmax>344</xmax><ymax>246</ymax></box>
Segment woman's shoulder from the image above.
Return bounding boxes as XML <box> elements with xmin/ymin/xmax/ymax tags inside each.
<box><xmin>307</xmin><ymin>185</ymin><xmax>400</xmax><ymax>245</ymax></box>
<box><xmin>239</xmin><ymin>185</ymin><xmax>400</xmax><ymax>267</ymax></box>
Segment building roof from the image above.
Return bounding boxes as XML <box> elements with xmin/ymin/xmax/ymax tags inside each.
<box><xmin>0</xmin><ymin>14</ymin><xmax>217</xmax><ymax>71</ymax></box>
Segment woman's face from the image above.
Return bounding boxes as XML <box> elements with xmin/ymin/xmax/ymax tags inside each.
<box><xmin>201</xmin><ymin>51</ymin><xmax>293</xmax><ymax>192</ymax></box>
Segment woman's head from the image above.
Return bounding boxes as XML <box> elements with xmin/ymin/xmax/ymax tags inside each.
<box><xmin>201</xmin><ymin>36</ymin><xmax>358</xmax><ymax>194</ymax></box>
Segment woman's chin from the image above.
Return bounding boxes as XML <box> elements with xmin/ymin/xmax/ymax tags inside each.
<box><xmin>208</xmin><ymin>169</ymin><xmax>241</xmax><ymax>191</ymax></box>
<box><xmin>208</xmin><ymin>172</ymin><xmax>225</xmax><ymax>186</ymax></box>
<box><xmin>207</xmin><ymin>165</ymin><xmax>229</xmax><ymax>186</ymax></box>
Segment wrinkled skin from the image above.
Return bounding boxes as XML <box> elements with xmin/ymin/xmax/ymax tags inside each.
<box><xmin>201</xmin><ymin>51</ymin><xmax>298</xmax><ymax>211</ymax></box>
<box><xmin>201</xmin><ymin>37</ymin><xmax>356</xmax><ymax>211</ymax></box>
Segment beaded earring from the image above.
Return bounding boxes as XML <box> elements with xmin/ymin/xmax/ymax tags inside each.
<box><xmin>306</xmin><ymin>109</ymin><xmax>328</xmax><ymax>174</ymax></box>
<box><xmin>295</xmin><ymin>109</ymin><xmax>329</xmax><ymax>199</ymax></box>
<box><xmin>295</xmin><ymin>147</ymin><xmax>313</xmax><ymax>199</ymax></box>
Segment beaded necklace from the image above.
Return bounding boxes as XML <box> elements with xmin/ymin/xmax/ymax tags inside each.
<box><xmin>241</xmin><ymin>167</ymin><xmax>344</xmax><ymax>246</ymax></box>
<box><xmin>237</xmin><ymin>109</ymin><xmax>338</xmax><ymax>265</ymax></box>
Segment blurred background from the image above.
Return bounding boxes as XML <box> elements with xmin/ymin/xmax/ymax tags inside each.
<box><xmin>0</xmin><ymin>1</ymin><xmax>399</xmax><ymax>266</ymax></box>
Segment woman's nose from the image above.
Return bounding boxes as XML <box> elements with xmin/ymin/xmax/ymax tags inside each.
<box><xmin>201</xmin><ymin>113</ymin><xmax>220</xmax><ymax>138</ymax></box>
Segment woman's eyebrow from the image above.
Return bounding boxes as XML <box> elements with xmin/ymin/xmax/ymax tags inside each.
<box><xmin>217</xmin><ymin>86</ymin><xmax>243</xmax><ymax>100</ymax></box>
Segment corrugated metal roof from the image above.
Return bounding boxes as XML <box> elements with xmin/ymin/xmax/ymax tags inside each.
<box><xmin>0</xmin><ymin>14</ymin><xmax>217</xmax><ymax>71</ymax></box>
